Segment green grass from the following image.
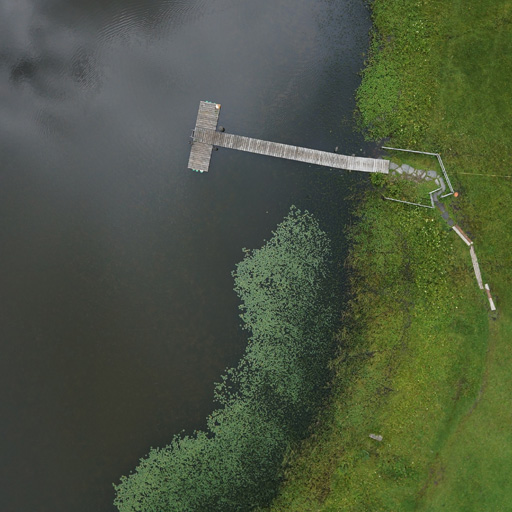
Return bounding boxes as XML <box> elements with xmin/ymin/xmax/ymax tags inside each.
<box><xmin>267</xmin><ymin>194</ymin><xmax>488</xmax><ymax>512</ymax></box>
<box><xmin>266</xmin><ymin>0</ymin><xmax>512</xmax><ymax>510</ymax></box>
<box><xmin>371</xmin><ymin>170</ymin><xmax>440</xmax><ymax>206</ymax></box>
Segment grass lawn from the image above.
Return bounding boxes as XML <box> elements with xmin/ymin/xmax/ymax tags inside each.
<box><xmin>266</xmin><ymin>0</ymin><xmax>512</xmax><ymax>510</ymax></box>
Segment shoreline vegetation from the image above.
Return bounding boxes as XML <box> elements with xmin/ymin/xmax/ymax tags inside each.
<box><xmin>267</xmin><ymin>0</ymin><xmax>512</xmax><ymax>510</ymax></box>
<box><xmin>113</xmin><ymin>1</ymin><xmax>512</xmax><ymax>509</ymax></box>
<box><xmin>113</xmin><ymin>208</ymin><xmax>338</xmax><ymax>511</ymax></box>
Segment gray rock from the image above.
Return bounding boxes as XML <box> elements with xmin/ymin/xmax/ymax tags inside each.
<box><xmin>396</xmin><ymin>167</ymin><xmax>404</xmax><ymax>174</ymax></box>
<box><xmin>369</xmin><ymin>434</ymin><xmax>383</xmax><ymax>442</ymax></box>
<box><xmin>427</xmin><ymin>170</ymin><xmax>438</xmax><ymax>178</ymax></box>
<box><xmin>389</xmin><ymin>162</ymin><xmax>399</xmax><ymax>170</ymax></box>
<box><xmin>402</xmin><ymin>164</ymin><xmax>413</xmax><ymax>173</ymax></box>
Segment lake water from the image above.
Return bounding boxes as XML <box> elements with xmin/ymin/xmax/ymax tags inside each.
<box><xmin>0</xmin><ymin>0</ymin><xmax>374</xmax><ymax>510</ymax></box>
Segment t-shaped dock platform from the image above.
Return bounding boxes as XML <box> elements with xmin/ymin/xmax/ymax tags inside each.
<box><xmin>188</xmin><ymin>101</ymin><xmax>389</xmax><ymax>174</ymax></box>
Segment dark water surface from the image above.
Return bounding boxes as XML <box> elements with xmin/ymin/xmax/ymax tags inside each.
<box><xmin>0</xmin><ymin>1</ymin><xmax>374</xmax><ymax>510</ymax></box>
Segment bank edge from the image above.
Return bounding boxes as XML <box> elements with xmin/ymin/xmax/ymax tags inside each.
<box><xmin>266</xmin><ymin>0</ymin><xmax>512</xmax><ymax>510</ymax></box>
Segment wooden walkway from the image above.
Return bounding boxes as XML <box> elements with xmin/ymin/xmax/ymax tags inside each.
<box><xmin>188</xmin><ymin>101</ymin><xmax>389</xmax><ymax>174</ymax></box>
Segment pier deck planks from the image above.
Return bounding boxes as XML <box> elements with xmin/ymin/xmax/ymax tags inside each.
<box><xmin>187</xmin><ymin>101</ymin><xmax>389</xmax><ymax>174</ymax></box>
<box><xmin>187</xmin><ymin>101</ymin><xmax>221</xmax><ymax>172</ymax></box>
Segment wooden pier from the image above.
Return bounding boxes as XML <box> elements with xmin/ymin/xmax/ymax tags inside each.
<box><xmin>188</xmin><ymin>101</ymin><xmax>389</xmax><ymax>174</ymax></box>
<box><xmin>187</xmin><ymin>101</ymin><xmax>222</xmax><ymax>172</ymax></box>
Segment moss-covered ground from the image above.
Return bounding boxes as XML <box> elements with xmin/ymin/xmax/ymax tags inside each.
<box><xmin>265</xmin><ymin>0</ymin><xmax>512</xmax><ymax>510</ymax></box>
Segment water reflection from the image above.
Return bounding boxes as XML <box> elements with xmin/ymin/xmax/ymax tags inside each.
<box><xmin>0</xmin><ymin>1</ymin><xmax>373</xmax><ymax>510</ymax></box>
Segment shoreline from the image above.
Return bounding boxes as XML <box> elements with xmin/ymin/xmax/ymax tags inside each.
<box><xmin>268</xmin><ymin>0</ymin><xmax>512</xmax><ymax>509</ymax></box>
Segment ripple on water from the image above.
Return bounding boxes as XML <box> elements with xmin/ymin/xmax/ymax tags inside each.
<box><xmin>0</xmin><ymin>2</ymin><xmax>373</xmax><ymax>512</ymax></box>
